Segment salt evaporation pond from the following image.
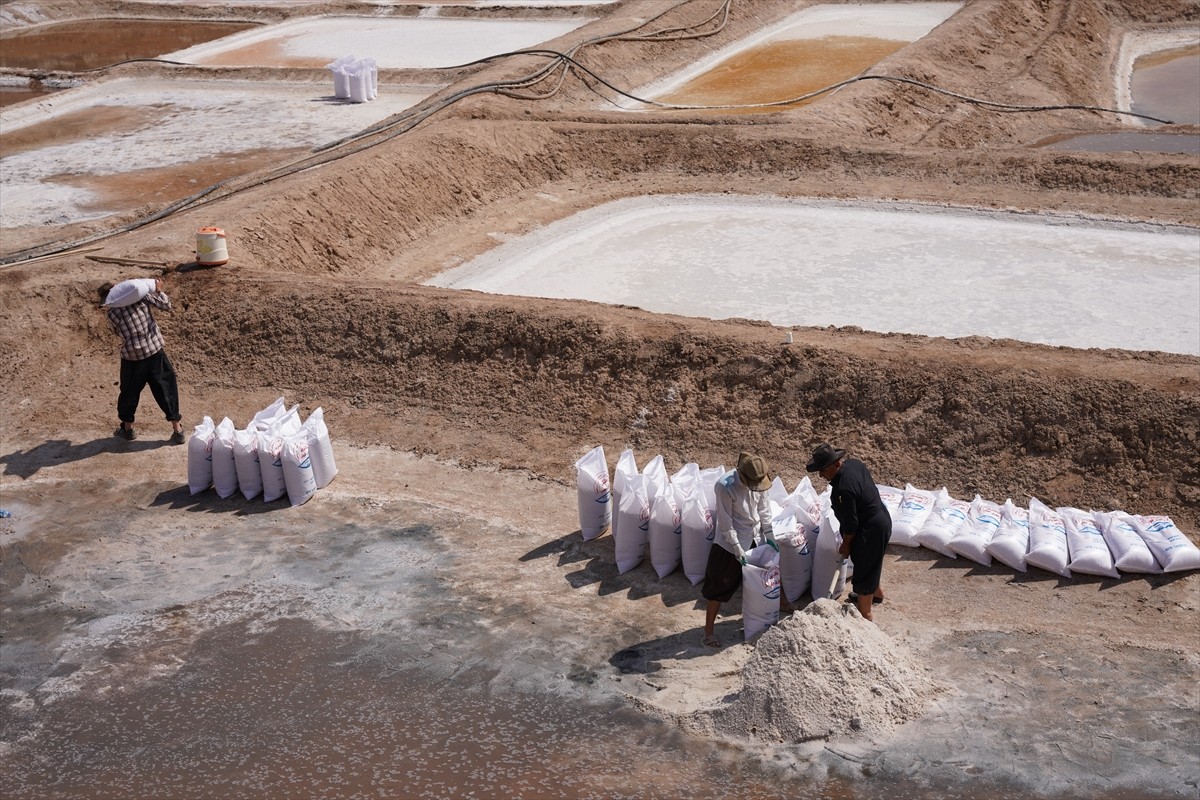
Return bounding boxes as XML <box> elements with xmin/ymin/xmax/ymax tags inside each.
<box><xmin>0</xmin><ymin>18</ymin><xmax>260</xmax><ymax>71</ymax></box>
<box><xmin>626</xmin><ymin>2</ymin><xmax>960</xmax><ymax>111</ymax></box>
<box><xmin>167</xmin><ymin>15</ymin><xmax>595</xmax><ymax>69</ymax></box>
<box><xmin>0</xmin><ymin>77</ymin><xmax>432</xmax><ymax>231</ymax></box>
<box><xmin>429</xmin><ymin>196</ymin><xmax>1200</xmax><ymax>355</ymax></box>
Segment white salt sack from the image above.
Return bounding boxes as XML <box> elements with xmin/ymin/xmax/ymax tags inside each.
<box><xmin>648</xmin><ymin>478</ymin><xmax>682</xmax><ymax>579</ymax></box>
<box><xmin>775</xmin><ymin>512</ymin><xmax>813</xmax><ymax>604</ymax></box>
<box><xmin>615</xmin><ymin>454</ymin><xmax>666</xmax><ymax>574</ymax></box>
<box><xmin>680</xmin><ymin>464</ymin><xmax>724</xmax><ymax>585</ymax></box>
<box><xmin>102</xmin><ymin>278</ymin><xmax>157</xmax><ymax>308</ymax></box>
<box><xmin>250</xmin><ymin>396</ymin><xmax>286</xmax><ymax>431</ymax></box>
<box><xmin>741</xmin><ymin>543</ymin><xmax>782</xmax><ymax>641</ymax></box>
<box><xmin>611</xmin><ymin>449</ymin><xmax>637</xmax><ymax>549</ymax></box>
<box><xmin>1095</xmin><ymin>511</ymin><xmax>1161</xmax><ymax>574</ymax></box>
<box><xmin>187</xmin><ymin>416</ymin><xmax>215</xmax><ymax>495</ymax></box>
<box><xmin>948</xmin><ymin>495</ymin><xmax>1002</xmax><ymax>566</ymax></box>
<box><xmin>258</xmin><ymin>405</ymin><xmax>300</xmax><ymax>503</ymax></box>
<box><xmin>891</xmin><ymin>484</ymin><xmax>936</xmax><ymax>547</ymax></box>
<box><xmin>876</xmin><ymin>484</ymin><xmax>904</xmax><ymax>521</ymax></box>
<box><xmin>281</xmin><ymin>428</ymin><xmax>317</xmax><ymax>507</ymax></box>
<box><xmin>1131</xmin><ymin>515</ymin><xmax>1200</xmax><ymax>573</ymax></box>
<box><xmin>1060</xmin><ymin>506</ymin><xmax>1119</xmax><ymax>578</ymax></box>
<box><xmin>573</xmin><ymin>445</ymin><xmax>611</xmax><ymax>541</ymax></box>
<box><xmin>232</xmin><ymin>427</ymin><xmax>263</xmax><ymax>501</ymax></box>
<box><xmin>767</xmin><ymin>475</ymin><xmax>790</xmax><ymax>509</ymax></box>
<box><xmin>811</xmin><ymin>509</ymin><xmax>847</xmax><ymax>600</ymax></box>
<box><xmin>1026</xmin><ymin>498</ymin><xmax>1071</xmax><ymax>578</ymax></box>
<box><xmin>303</xmin><ymin>407</ymin><xmax>338</xmax><ymax>489</ymax></box>
<box><xmin>915</xmin><ymin>488</ymin><xmax>967</xmax><ymax>559</ymax></box>
<box><xmin>986</xmin><ymin>499</ymin><xmax>1030</xmax><ymax>572</ymax></box>
<box><xmin>211</xmin><ymin>417</ymin><xmax>240</xmax><ymax>499</ymax></box>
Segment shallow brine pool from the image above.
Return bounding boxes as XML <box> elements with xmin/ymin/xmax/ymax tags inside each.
<box><xmin>625</xmin><ymin>2</ymin><xmax>960</xmax><ymax>111</ymax></box>
<box><xmin>165</xmin><ymin>15</ymin><xmax>595</xmax><ymax>69</ymax></box>
<box><xmin>428</xmin><ymin>196</ymin><xmax>1200</xmax><ymax>355</ymax></box>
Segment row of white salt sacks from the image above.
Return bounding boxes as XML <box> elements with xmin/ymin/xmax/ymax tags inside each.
<box><xmin>574</xmin><ymin>446</ymin><xmax>722</xmax><ymax>580</ymax></box>
<box><xmin>187</xmin><ymin>398</ymin><xmax>338</xmax><ymax>507</ymax></box>
<box><xmin>574</xmin><ymin>446</ymin><xmax>845</xmax><ymax>602</ymax></box>
<box><xmin>880</xmin><ymin>483</ymin><xmax>1200</xmax><ymax>578</ymax></box>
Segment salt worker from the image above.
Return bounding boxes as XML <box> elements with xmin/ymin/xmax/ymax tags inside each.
<box><xmin>99</xmin><ymin>278</ymin><xmax>186</xmax><ymax>445</ymax></box>
<box><xmin>701</xmin><ymin>451</ymin><xmax>777</xmax><ymax>648</ymax></box>
<box><xmin>807</xmin><ymin>443</ymin><xmax>891</xmax><ymax>622</ymax></box>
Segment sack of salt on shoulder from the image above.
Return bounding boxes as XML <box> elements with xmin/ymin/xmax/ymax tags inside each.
<box><xmin>573</xmin><ymin>445</ymin><xmax>611</xmax><ymax>541</ymax></box>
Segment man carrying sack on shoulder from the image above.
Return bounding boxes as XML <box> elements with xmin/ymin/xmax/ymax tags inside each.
<box><xmin>99</xmin><ymin>278</ymin><xmax>185</xmax><ymax>445</ymax></box>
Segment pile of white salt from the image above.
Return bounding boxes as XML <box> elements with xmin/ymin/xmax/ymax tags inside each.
<box><xmin>689</xmin><ymin>599</ymin><xmax>942</xmax><ymax>742</ymax></box>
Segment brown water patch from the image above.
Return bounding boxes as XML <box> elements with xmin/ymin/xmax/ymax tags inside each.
<box><xmin>192</xmin><ymin>34</ymin><xmax>328</xmax><ymax>69</ymax></box>
<box><xmin>0</xmin><ymin>105</ymin><xmax>176</xmax><ymax>159</ymax></box>
<box><xmin>45</xmin><ymin>147</ymin><xmax>312</xmax><ymax>213</ymax></box>
<box><xmin>658</xmin><ymin>36</ymin><xmax>905</xmax><ymax>112</ymax></box>
<box><xmin>0</xmin><ymin>86</ymin><xmax>62</xmax><ymax>108</ymax></box>
<box><xmin>0</xmin><ymin>19</ymin><xmax>260</xmax><ymax>72</ymax></box>
<box><xmin>1132</xmin><ymin>44</ymin><xmax>1200</xmax><ymax>125</ymax></box>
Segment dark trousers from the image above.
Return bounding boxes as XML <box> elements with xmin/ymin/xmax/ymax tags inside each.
<box><xmin>117</xmin><ymin>351</ymin><xmax>181</xmax><ymax>424</ymax></box>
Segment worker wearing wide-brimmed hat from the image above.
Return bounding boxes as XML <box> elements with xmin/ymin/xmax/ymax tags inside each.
<box><xmin>701</xmin><ymin>451</ymin><xmax>777</xmax><ymax>648</ymax></box>
<box><xmin>807</xmin><ymin>443</ymin><xmax>892</xmax><ymax>622</ymax></box>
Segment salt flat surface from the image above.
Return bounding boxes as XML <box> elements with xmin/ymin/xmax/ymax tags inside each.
<box><xmin>429</xmin><ymin>196</ymin><xmax>1200</xmax><ymax>355</ymax></box>
<box><xmin>168</xmin><ymin>15</ymin><xmax>594</xmax><ymax>69</ymax></box>
<box><xmin>0</xmin><ymin>78</ymin><xmax>431</xmax><ymax>229</ymax></box>
<box><xmin>632</xmin><ymin>2</ymin><xmax>961</xmax><ymax>105</ymax></box>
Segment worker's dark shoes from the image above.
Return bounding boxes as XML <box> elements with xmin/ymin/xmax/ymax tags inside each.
<box><xmin>115</xmin><ymin>426</ymin><xmax>135</xmax><ymax>441</ymax></box>
<box><xmin>169</xmin><ymin>430</ymin><xmax>186</xmax><ymax>445</ymax></box>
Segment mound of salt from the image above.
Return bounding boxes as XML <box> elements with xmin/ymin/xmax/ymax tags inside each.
<box><xmin>692</xmin><ymin>599</ymin><xmax>940</xmax><ymax>742</ymax></box>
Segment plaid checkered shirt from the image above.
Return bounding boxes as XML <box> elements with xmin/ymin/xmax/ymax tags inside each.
<box><xmin>107</xmin><ymin>291</ymin><xmax>170</xmax><ymax>360</ymax></box>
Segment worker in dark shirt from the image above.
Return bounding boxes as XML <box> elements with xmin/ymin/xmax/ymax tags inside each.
<box><xmin>807</xmin><ymin>443</ymin><xmax>891</xmax><ymax>622</ymax></box>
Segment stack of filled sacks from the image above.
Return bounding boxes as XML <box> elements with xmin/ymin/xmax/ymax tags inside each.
<box><xmin>186</xmin><ymin>397</ymin><xmax>338</xmax><ymax>507</ymax></box>
<box><xmin>572</xmin><ymin>447</ymin><xmax>855</xmax><ymax>642</ymax></box>
<box><xmin>573</xmin><ymin>447</ymin><xmax>1200</xmax><ymax>636</ymax></box>
<box><xmin>887</xmin><ymin>483</ymin><xmax>1200</xmax><ymax>577</ymax></box>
